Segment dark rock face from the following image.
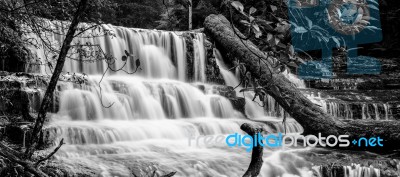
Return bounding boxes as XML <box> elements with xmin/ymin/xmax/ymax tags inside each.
<box><xmin>207</xmin><ymin>85</ymin><xmax>246</xmax><ymax>115</ymax></box>
<box><xmin>3</xmin><ymin>124</ymin><xmax>31</xmax><ymax>146</ymax></box>
<box><xmin>182</xmin><ymin>33</ymin><xmax>225</xmax><ymax>84</ymax></box>
<box><xmin>0</xmin><ymin>72</ymin><xmax>49</xmax><ymax>121</ymax></box>
<box><xmin>302</xmin><ymin>89</ymin><xmax>400</xmax><ymax>120</ymax></box>
<box><xmin>229</xmin><ymin>97</ymin><xmax>246</xmax><ymax>115</ymax></box>
<box><xmin>306</xmin><ymin>77</ymin><xmax>400</xmax><ymax>90</ymax></box>
<box><xmin>183</xmin><ymin>33</ymin><xmax>195</xmax><ymax>81</ymax></box>
<box><xmin>204</xmin><ymin>37</ymin><xmax>225</xmax><ymax>85</ymax></box>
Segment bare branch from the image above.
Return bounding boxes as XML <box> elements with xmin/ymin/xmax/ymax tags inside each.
<box><xmin>34</xmin><ymin>138</ymin><xmax>65</xmax><ymax>167</ymax></box>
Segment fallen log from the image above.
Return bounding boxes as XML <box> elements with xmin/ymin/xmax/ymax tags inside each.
<box><xmin>204</xmin><ymin>14</ymin><xmax>400</xmax><ymax>150</ymax></box>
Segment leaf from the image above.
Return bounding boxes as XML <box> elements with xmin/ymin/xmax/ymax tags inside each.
<box><xmin>354</xmin><ymin>14</ymin><xmax>363</xmax><ymax>23</ymax></box>
<box><xmin>249</xmin><ymin>7</ymin><xmax>257</xmax><ymax>15</ymax></box>
<box><xmin>124</xmin><ymin>50</ymin><xmax>130</xmax><ymax>57</ymax></box>
<box><xmin>267</xmin><ymin>33</ymin><xmax>273</xmax><ymax>41</ymax></box>
<box><xmin>268</xmin><ymin>36</ymin><xmax>276</xmax><ymax>46</ymax></box>
<box><xmin>252</xmin><ymin>24</ymin><xmax>262</xmax><ymax>38</ymax></box>
<box><xmin>255</xmin><ymin>88</ymin><xmax>266</xmax><ymax>96</ymax></box>
<box><xmin>231</xmin><ymin>1</ymin><xmax>244</xmax><ymax>13</ymax></box>
<box><xmin>275</xmin><ymin>24</ymin><xmax>287</xmax><ymax>33</ymax></box>
<box><xmin>258</xmin><ymin>94</ymin><xmax>265</xmax><ymax>102</ymax></box>
<box><xmin>287</xmin><ymin>61</ymin><xmax>298</xmax><ymax>68</ymax></box>
<box><xmin>368</xmin><ymin>0</ymin><xmax>379</xmax><ymax>5</ymax></box>
<box><xmin>288</xmin><ymin>45</ymin><xmax>295</xmax><ymax>57</ymax></box>
<box><xmin>252</xmin><ymin>92</ymin><xmax>258</xmax><ymax>101</ymax></box>
<box><xmin>239</xmin><ymin>88</ymin><xmax>255</xmax><ymax>92</ymax></box>
<box><xmin>277</xmin><ymin>42</ymin><xmax>286</xmax><ymax>49</ymax></box>
<box><xmin>280</xmin><ymin>64</ymin><xmax>286</xmax><ymax>72</ymax></box>
<box><xmin>296</xmin><ymin>57</ymin><xmax>306</xmax><ymax>64</ymax></box>
<box><xmin>294</xmin><ymin>27</ymin><xmax>307</xmax><ymax>33</ymax></box>
<box><xmin>48</xmin><ymin>62</ymin><xmax>53</xmax><ymax>70</ymax></box>
<box><xmin>240</xmin><ymin>20</ymin><xmax>251</xmax><ymax>26</ymax></box>
<box><xmin>332</xmin><ymin>37</ymin><xmax>340</xmax><ymax>48</ymax></box>
<box><xmin>249</xmin><ymin>16</ymin><xmax>255</xmax><ymax>23</ymax></box>
<box><xmin>276</xmin><ymin>34</ymin><xmax>285</xmax><ymax>39</ymax></box>
<box><xmin>274</xmin><ymin>37</ymin><xmax>280</xmax><ymax>45</ymax></box>
<box><xmin>270</xmin><ymin>5</ymin><xmax>277</xmax><ymax>12</ymax></box>
<box><xmin>269</xmin><ymin>85</ymin><xmax>281</xmax><ymax>98</ymax></box>
<box><xmin>122</xmin><ymin>55</ymin><xmax>127</xmax><ymax>61</ymax></box>
<box><xmin>359</xmin><ymin>19</ymin><xmax>370</xmax><ymax>25</ymax></box>
<box><xmin>136</xmin><ymin>59</ymin><xmax>141</xmax><ymax>68</ymax></box>
<box><xmin>257</xmin><ymin>20</ymin><xmax>274</xmax><ymax>31</ymax></box>
<box><xmin>280</xmin><ymin>52</ymin><xmax>289</xmax><ymax>62</ymax></box>
<box><xmin>305</xmin><ymin>17</ymin><xmax>312</xmax><ymax>29</ymax></box>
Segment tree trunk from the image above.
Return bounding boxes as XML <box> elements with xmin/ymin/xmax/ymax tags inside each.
<box><xmin>25</xmin><ymin>0</ymin><xmax>90</xmax><ymax>158</ymax></box>
<box><xmin>188</xmin><ymin>0</ymin><xmax>192</xmax><ymax>30</ymax></box>
<box><xmin>203</xmin><ymin>14</ymin><xmax>400</xmax><ymax>149</ymax></box>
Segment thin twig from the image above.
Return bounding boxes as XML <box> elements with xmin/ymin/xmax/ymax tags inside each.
<box><xmin>34</xmin><ymin>138</ymin><xmax>65</xmax><ymax>167</ymax></box>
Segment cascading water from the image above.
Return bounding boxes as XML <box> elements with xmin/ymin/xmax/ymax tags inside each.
<box><xmin>214</xmin><ymin>48</ymin><xmax>302</xmax><ymax>120</ymax></box>
<box><xmin>193</xmin><ymin>33</ymin><xmax>206</xmax><ymax>82</ymax></box>
<box><xmin>28</xmin><ymin>22</ymin><xmax>188</xmax><ymax>80</ymax></box>
<box><xmin>306</xmin><ymin>90</ymin><xmax>393</xmax><ymax>120</ymax></box>
<box><xmin>24</xmin><ymin>21</ymin><xmax>382</xmax><ymax>176</ymax></box>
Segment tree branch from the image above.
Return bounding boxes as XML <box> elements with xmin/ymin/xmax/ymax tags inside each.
<box><xmin>34</xmin><ymin>138</ymin><xmax>64</xmax><ymax>167</ymax></box>
<box><xmin>0</xmin><ymin>142</ymin><xmax>48</xmax><ymax>177</ymax></box>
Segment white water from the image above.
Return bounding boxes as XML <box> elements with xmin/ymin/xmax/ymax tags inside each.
<box><xmin>214</xmin><ymin>48</ymin><xmax>305</xmax><ymax>119</ymax></box>
<box><xmin>193</xmin><ymin>33</ymin><xmax>206</xmax><ymax>82</ymax></box>
<box><xmin>27</xmin><ymin>22</ymin><xmax>190</xmax><ymax>80</ymax></box>
<box><xmin>305</xmin><ymin>91</ymin><xmax>392</xmax><ymax>120</ymax></box>
<box><xmin>25</xmin><ymin>21</ymin><xmax>381</xmax><ymax>176</ymax></box>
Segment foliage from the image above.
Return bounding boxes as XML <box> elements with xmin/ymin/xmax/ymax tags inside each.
<box><xmin>0</xmin><ymin>0</ymin><xmax>116</xmax><ymax>72</ymax></box>
<box><xmin>101</xmin><ymin>0</ymin><xmax>164</xmax><ymax>29</ymax></box>
<box><xmin>228</xmin><ymin>0</ymin><xmax>304</xmax><ymax>83</ymax></box>
<box><xmin>157</xmin><ymin>0</ymin><xmax>220</xmax><ymax>30</ymax></box>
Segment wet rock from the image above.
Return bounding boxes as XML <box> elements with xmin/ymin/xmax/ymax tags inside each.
<box><xmin>229</xmin><ymin>97</ymin><xmax>246</xmax><ymax>115</ymax></box>
<box><xmin>182</xmin><ymin>33</ymin><xmax>195</xmax><ymax>81</ymax></box>
<box><xmin>207</xmin><ymin>85</ymin><xmax>246</xmax><ymax>115</ymax></box>
<box><xmin>319</xmin><ymin>165</ymin><xmax>345</xmax><ymax>177</ymax></box>
<box><xmin>0</xmin><ymin>89</ymin><xmax>36</xmax><ymax>121</ymax></box>
<box><xmin>196</xmin><ymin>84</ymin><xmax>206</xmax><ymax>93</ymax></box>
<box><xmin>211</xmin><ymin>85</ymin><xmax>236</xmax><ymax>98</ymax></box>
<box><xmin>41</xmin><ymin>162</ymin><xmax>100</xmax><ymax>177</ymax></box>
<box><xmin>4</xmin><ymin>123</ymin><xmax>31</xmax><ymax>146</ymax></box>
<box><xmin>204</xmin><ymin>38</ymin><xmax>225</xmax><ymax>85</ymax></box>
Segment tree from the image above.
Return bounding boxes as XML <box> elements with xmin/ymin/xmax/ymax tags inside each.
<box><xmin>0</xmin><ymin>0</ymin><xmax>119</xmax><ymax>176</ymax></box>
<box><xmin>157</xmin><ymin>0</ymin><xmax>219</xmax><ymax>30</ymax></box>
<box><xmin>204</xmin><ymin>13</ymin><xmax>400</xmax><ymax>176</ymax></box>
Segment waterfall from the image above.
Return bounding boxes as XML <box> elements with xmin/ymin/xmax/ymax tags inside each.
<box><xmin>344</xmin><ymin>164</ymin><xmax>381</xmax><ymax>177</ymax></box>
<box><xmin>55</xmin><ymin>76</ymin><xmax>245</xmax><ymax>120</ymax></box>
<box><xmin>313</xmin><ymin>164</ymin><xmax>381</xmax><ymax>177</ymax></box>
<box><xmin>21</xmin><ymin>20</ymin><xmax>383</xmax><ymax>176</ymax></box>
<box><xmin>27</xmin><ymin>22</ymin><xmax>189</xmax><ymax>81</ymax></box>
<box><xmin>214</xmin><ymin>48</ymin><xmax>271</xmax><ymax>118</ymax></box>
<box><xmin>282</xmin><ymin>70</ymin><xmax>306</xmax><ymax>89</ymax></box>
<box><xmin>214</xmin><ymin>48</ymin><xmax>309</xmax><ymax>120</ymax></box>
<box><xmin>193</xmin><ymin>33</ymin><xmax>206</xmax><ymax>82</ymax></box>
<box><xmin>304</xmin><ymin>90</ymin><xmax>393</xmax><ymax>120</ymax></box>
<box><xmin>213</xmin><ymin>48</ymin><xmax>306</xmax><ymax>130</ymax></box>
